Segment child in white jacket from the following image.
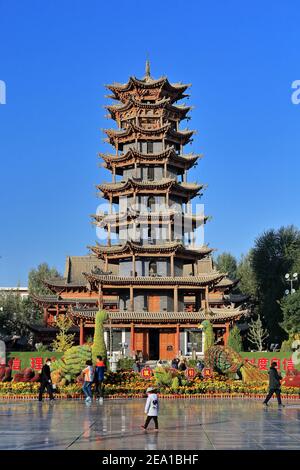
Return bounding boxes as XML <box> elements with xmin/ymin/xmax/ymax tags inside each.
<box><xmin>141</xmin><ymin>387</ymin><xmax>159</xmax><ymax>431</ymax></box>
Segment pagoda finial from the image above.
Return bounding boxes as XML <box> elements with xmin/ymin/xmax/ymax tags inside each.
<box><xmin>145</xmin><ymin>59</ymin><xmax>151</xmax><ymax>78</ymax></box>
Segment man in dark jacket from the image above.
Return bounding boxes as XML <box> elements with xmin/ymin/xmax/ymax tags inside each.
<box><xmin>94</xmin><ymin>355</ymin><xmax>106</xmax><ymax>403</ymax></box>
<box><xmin>38</xmin><ymin>358</ymin><xmax>54</xmax><ymax>402</ymax></box>
<box><xmin>263</xmin><ymin>362</ymin><xmax>284</xmax><ymax>407</ymax></box>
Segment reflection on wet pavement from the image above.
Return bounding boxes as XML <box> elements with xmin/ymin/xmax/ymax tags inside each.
<box><xmin>0</xmin><ymin>399</ymin><xmax>299</xmax><ymax>450</ymax></box>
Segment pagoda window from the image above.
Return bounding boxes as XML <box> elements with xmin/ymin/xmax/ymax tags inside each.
<box><xmin>147</xmin><ymin>141</ymin><xmax>153</xmax><ymax>154</ymax></box>
<box><xmin>139</xmin><ymin>141</ymin><xmax>144</xmax><ymax>153</ymax></box>
<box><xmin>149</xmin><ymin>261</ymin><xmax>157</xmax><ymax>276</ymax></box>
<box><xmin>148</xmin><ymin>166</ymin><xmax>154</xmax><ymax>181</ymax></box>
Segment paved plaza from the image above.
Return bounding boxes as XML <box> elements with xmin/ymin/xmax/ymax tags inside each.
<box><xmin>0</xmin><ymin>399</ymin><xmax>300</xmax><ymax>450</ymax></box>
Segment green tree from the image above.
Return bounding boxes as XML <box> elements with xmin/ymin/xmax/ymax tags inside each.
<box><xmin>236</xmin><ymin>252</ymin><xmax>257</xmax><ymax>297</ymax></box>
<box><xmin>280</xmin><ymin>290</ymin><xmax>300</xmax><ymax>335</ymax></box>
<box><xmin>251</xmin><ymin>225</ymin><xmax>300</xmax><ymax>342</ymax></box>
<box><xmin>0</xmin><ymin>291</ymin><xmax>29</xmax><ymax>338</ymax></box>
<box><xmin>92</xmin><ymin>310</ymin><xmax>108</xmax><ymax>363</ymax></box>
<box><xmin>227</xmin><ymin>325</ymin><xmax>243</xmax><ymax>352</ymax></box>
<box><xmin>51</xmin><ymin>315</ymin><xmax>75</xmax><ymax>352</ymax></box>
<box><xmin>214</xmin><ymin>252</ymin><xmax>237</xmax><ymax>280</ymax></box>
<box><xmin>28</xmin><ymin>262</ymin><xmax>62</xmax><ymax>295</ymax></box>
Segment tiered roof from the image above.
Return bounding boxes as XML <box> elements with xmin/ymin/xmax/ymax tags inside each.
<box><xmin>69</xmin><ymin>306</ymin><xmax>247</xmax><ymax>324</ymax></box>
<box><xmin>100</xmin><ymin>148</ymin><xmax>201</xmax><ymax>172</ymax></box>
<box><xmin>97</xmin><ymin>178</ymin><xmax>204</xmax><ymax>201</ymax></box>
<box><xmin>105</xmin><ymin>69</ymin><xmax>191</xmax><ymax>104</ymax></box>
<box><xmin>88</xmin><ymin>240</ymin><xmax>213</xmax><ymax>259</ymax></box>
<box><xmin>104</xmin><ymin>123</ymin><xmax>194</xmax><ymax>146</ymax></box>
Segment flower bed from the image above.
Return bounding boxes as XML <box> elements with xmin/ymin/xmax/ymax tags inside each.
<box><xmin>0</xmin><ymin>376</ymin><xmax>299</xmax><ymax>400</ymax></box>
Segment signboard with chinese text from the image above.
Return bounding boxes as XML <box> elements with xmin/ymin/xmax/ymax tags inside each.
<box><xmin>140</xmin><ymin>367</ymin><xmax>153</xmax><ymax>379</ymax></box>
<box><xmin>185</xmin><ymin>368</ymin><xmax>196</xmax><ymax>379</ymax></box>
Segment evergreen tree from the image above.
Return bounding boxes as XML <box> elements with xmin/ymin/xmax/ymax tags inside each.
<box><xmin>92</xmin><ymin>310</ymin><xmax>108</xmax><ymax>363</ymax></box>
<box><xmin>236</xmin><ymin>252</ymin><xmax>257</xmax><ymax>297</ymax></box>
<box><xmin>280</xmin><ymin>290</ymin><xmax>300</xmax><ymax>335</ymax></box>
<box><xmin>252</xmin><ymin>225</ymin><xmax>300</xmax><ymax>342</ymax></box>
<box><xmin>214</xmin><ymin>252</ymin><xmax>237</xmax><ymax>280</ymax></box>
<box><xmin>227</xmin><ymin>325</ymin><xmax>243</xmax><ymax>352</ymax></box>
<box><xmin>202</xmin><ymin>320</ymin><xmax>214</xmax><ymax>352</ymax></box>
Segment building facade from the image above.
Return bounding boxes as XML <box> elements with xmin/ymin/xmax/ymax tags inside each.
<box><xmin>32</xmin><ymin>64</ymin><xmax>249</xmax><ymax>359</ymax></box>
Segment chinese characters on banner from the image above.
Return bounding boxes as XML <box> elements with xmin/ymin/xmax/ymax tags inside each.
<box><xmin>185</xmin><ymin>368</ymin><xmax>196</xmax><ymax>379</ymax></box>
<box><xmin>12</xmin><ymin>357</ymin><xmax>44</xmax><ymax>371</ymax></box>
<box><xmin>244</xmin><ymin>357</ymin><xmax>295</xmax><ymax>371</ymax></box>
<box><xmin>140</xmin><ymin>367</ymin><xmax>153</xmax><ymax>379</ymax></box>
<box><xmin>202</xmin><ymin>367</ymin><xmax>212</xmax><ymax>378</ymax></box>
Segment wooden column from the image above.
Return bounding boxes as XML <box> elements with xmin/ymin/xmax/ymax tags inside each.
<box><xmin>174</xmin><ymin>285</ymin><xmax>178</xmax><ymax>312</ymax></box>
<box><xmin>80</xmin><ymin>320</ymin><xmax>84</xmax><ymax>346</ymax></box>
<box><xmin>43</xmin><ymin>307</ymin><xmax>48</xmax><ymax>326</ymax></box>
<box><xmin>105</xmin><ymin>256</ymin><xmax>108</xmax><ymax>272</ymax></box>
<box><xmin>168</xmin><ymin>221</ymin><xmax>172</xmax><ymax>241</ymax></box>
<box><xmin>176</xmin><ymin>324</ymin><xmax>180</xmax><ymax>356</ymax></box>
<box><xmin>109</xmin><ymin>194</ymin><xmax>113</xmax><ymax>214</ymax></box>
<box><xmin>132</xmin><ymin>253</ymin><xmax>136</xmax><ymax>277</ymax></box>
<box><xmin>164</xmin><ymin>161</ymin><xmax>167</xmax><ymax>178</ymax></box>
<box><xmin>224</xmin><ymin>322</ymin><xmax>230</xmax><ymax>346</ymax></box>
<box><xmin>171</xmin><ymin>253</ymin><xmax>175</xmax><ymax>277</ymax></box>
<box><xmin>166</xmin><ymin>190</ymin><xmax>169</xmax><ymax>208</ymax></box>
<box><xmin>183</xmin><ymin>170</ymin><xmax>187</xmax><ymax>183</ymax></box>
<box><xmin>130</xmin><ymin>285</ymin><xmax>134</xmax><ymax>311</ymax></box>
<box><xmin>134</xmin><ymin>161</ymin><xmax>138</xmax><ymax>178</ymax></box>
<box><xmin>99</xmin><ymin>283</ymin><xmax>103</xmax><ymax>309</ymax></box>
<box><xmin>205</xmin><ymin>285</ymin><xmax>209</xmax><ymax>310</ymax></box>
<box><xmin>108</xmin><ymin>223</ymin><xmax>111</xmax><ymax>246</ymax></box>
<box><xmin>130</xmin><ymin>323</ymin><xmax>135</xmax><ymax>355</ymax></box>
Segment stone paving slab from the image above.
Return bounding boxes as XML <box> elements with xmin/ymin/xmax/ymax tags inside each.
<box><xmin>0</xmin><ymin>399</ymin><xmax>299</xmax><ymax>450</ymax></box>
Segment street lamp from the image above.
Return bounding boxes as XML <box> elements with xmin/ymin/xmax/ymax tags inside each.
<box><xmin>285</xmin><ymin>272</ymin><xmax>298</xmax><ymax>295</ymax></box>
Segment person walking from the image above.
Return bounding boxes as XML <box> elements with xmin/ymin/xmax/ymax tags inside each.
<box><xmin>141</xmin><ymin>387</ymin><xmax>159</xmax><ymax>431</ymax></box>
<box><xmin>263</xmin><ymin>362</ymin><xmax>285</xmax><ymax>408</ymax></box>
<box><xmin>38</xmin><ymin>358</ymin><xmax>54</xmax><ymax>402</ymax></box>
<box><xmin>94</xmin><ymin>355</ymin><xmax>106</xmax><ymax>404</ymax></box>
<box><xmin>178</xmin><ymin>357</ymin><xmax>187</xmax><ymax>371</ymax></box>
<box><xmin>171</xmin><ymin>357</ymin><xmax>179</xmax><ymax>369</ymax></box>
<box><xmin>82</xmin><ymin>360</ymin><xmax>94</xmax><ymax>403</ymax></box>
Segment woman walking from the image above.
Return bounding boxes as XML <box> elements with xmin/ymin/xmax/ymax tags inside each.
<box><xmin>82</xmin><ymin>360</ymin><xmax>94</xmax><ymax>403</ymax></box>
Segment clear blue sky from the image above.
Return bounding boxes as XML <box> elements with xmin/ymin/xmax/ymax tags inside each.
<box><xmin>0</xmin><ymin>0</ymin><xmax>299</xmax><ymax>285</ymax></box>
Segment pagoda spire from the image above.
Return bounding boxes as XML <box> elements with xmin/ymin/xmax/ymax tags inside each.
<box><xmin>145</xmin><ymin>59</ymin><xmax>151</xmax><ymax>80</ymax></box>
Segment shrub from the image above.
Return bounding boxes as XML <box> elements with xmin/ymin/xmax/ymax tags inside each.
<box><xmin>117</xmin><ymin>357</ymin><xmax>135</xmax><ymax>370</ymax></box>
<box><xmin>228</xmin><ymin>326</ymin><xmax>243</xmax><ymax>352</ymax></box>
<box><xmin>92</xmin><ymin>310</ymin><xmax>108</xmax><ymax>363</ymax></box>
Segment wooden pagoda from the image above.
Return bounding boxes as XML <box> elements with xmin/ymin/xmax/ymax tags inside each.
<box><xmin>32</xmin><ymin>63</ymin><xmax>249</xmax><ymax>359</ymax></box>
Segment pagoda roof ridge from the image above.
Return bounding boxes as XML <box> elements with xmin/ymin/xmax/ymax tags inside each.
<box><xmin>106</xmin><ymin>75</ymin><xmax>191</xmax><ymax>92</ymax></box>
<box><xmin>104</xmin><ymin>123</ymin><xmax>195</xmax><ymax>146</ymax></box>
<box><xmin>83</xmin><ymin>271</ymin><xmax>225</xmax><ymax>287</ymax></box>
<box><xmin>69</xmin><ymin>306</ymin><xmax>247</xmax><ymax>323</ymax></box>
<box><xmin>96</xmin><ymin>178</ymin><xmax>204</xmax><ymax>194</ymax></box>
<box><xmin>99</xmin><ymin>147</ymin><xmax>202</xmax><ymax>163</ymax></box>
<box><xmin>88</xmin><ymin>240</ymin><xmax>213</xmax><ymax>258</ymax></box>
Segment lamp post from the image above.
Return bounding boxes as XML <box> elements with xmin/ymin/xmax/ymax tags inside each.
<box><xmin>284</xmin><ymin>272</ymin><xmax>298</xmax><ymax>295</ymax></box>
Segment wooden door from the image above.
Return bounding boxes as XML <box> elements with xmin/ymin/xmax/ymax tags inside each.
<box><xmin>159</xmin><ymin>330</ymin><xmax>176</xmax><ymax>360</ymax></box>
<box><xmin>148</xmin><ymin>295</ymin><xmax>160</xmax><ymax>312</ymax></box>
<box><xmin>134</xmin><ymin>330</ymin><xmax>149</xmax><ymax>360</ymax></box>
